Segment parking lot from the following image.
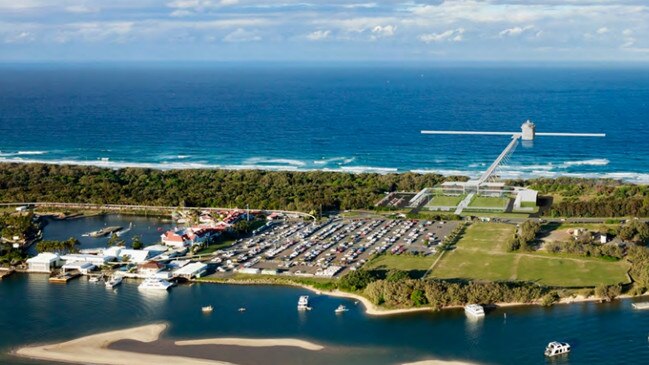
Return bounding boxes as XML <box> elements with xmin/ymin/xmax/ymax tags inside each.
<box><xmin>207</xmin><ymin>217</ymin><xmax>460</xmax><ymax>278</ymax></box>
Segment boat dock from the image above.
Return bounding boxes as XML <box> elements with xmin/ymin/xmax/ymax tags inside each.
<box><xmin>88</xmin><ymin>226</ymin><xmax>122</xmax><ymax>237</ymax></box>
<box><xmin>49</xmin><ymin>270</ymin><xmax>81</xmax><ymax>283</ymax></box>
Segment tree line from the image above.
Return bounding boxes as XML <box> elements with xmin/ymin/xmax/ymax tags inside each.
<box><xmin>0</xmin><ymin>163</ymin><xmax>450</xmax><ymax>212</ymax></box>
<box><xmin>0</xmin><ymin>163</ymin><xmax>646</xmax><ymax>217</ymax></box>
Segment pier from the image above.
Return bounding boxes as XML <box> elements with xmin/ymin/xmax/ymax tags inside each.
<box><xmin>48</xmin><ymin>270</ymin><xmax>81</xmax><ymax>283</ymax></box>
<box><xmin>88</xmin><ymin>226</ymin><xmax>123</xmax><ymax>237</ymax></box>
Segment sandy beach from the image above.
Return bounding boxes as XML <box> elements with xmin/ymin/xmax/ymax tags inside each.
<box><xmin>176</xmin><ymin>338</ymin><xmax>324</xmax><ymax>351</ymax></box>
<box><xmin>14</xmin><ymin>323</ymin><xmax>235</xmax><ymax>365</ymax></box>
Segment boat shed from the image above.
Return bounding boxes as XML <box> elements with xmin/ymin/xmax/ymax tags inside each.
<box><xmin>26</xmin><ymin>253</ymin><xmax>61</xmax><ymax>273</ymax></box>
<box><xmin>173</xmin><ymin>262</ymin><xmax>208</xmax><ymax>279</ymax></box>
<box><xmin>62</xmin><ymin>261</ymin><xmax>96</xmax><ymax>274</ymax></box>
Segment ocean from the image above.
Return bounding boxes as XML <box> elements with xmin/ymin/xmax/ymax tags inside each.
<box><xmin>0</xmin><ymin>64</ymin><xmax>648</xmax><ymax>182</ymax></box>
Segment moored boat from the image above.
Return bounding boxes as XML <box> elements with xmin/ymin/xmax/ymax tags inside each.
<box><xmin>138</xmin><ymin>277</ymin><xmax>173</xmax><ymax>291</ymax></box>
<box><xmin>544</xmin><ymin>341</ymin><xmax>571</xmax><ymax>357</ymax></box>
<box><xmin>105</xmin><ymin>275</ymin><xmax>123</xmax><ymax>288</ymax></box>
<box><xmin>632</xmin><ymin>302</ymin><xmax>649</xmax><ymax>310</ymax></box>
<box><xmin>464</xmin><ymin>304</ymin><xmax>485</xmax><ymax>318</ymax></box>
<box><xmin>335</xmin><ymin>304</ymin><xmax>348</xmax><ymax>314</ymax></box>
<box><xmin>298</xmin><ymin>295</ymin><xmax>310</xmax><ymax>310</ymax></box>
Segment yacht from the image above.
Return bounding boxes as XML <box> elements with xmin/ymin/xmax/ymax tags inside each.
<box><xmin>297</xmin><ymin>295</ymin><xmax>310</xmax><ymax>310</ymax></box>
<box><xmin>138</xmin><ymin>277</ymin><xmax>173</xmax><ymax>291</ymax></box>
<box><xmin>105</xmin><ymin>275</ymin><xmax>123</xmax><ymax>288</ymax></box>
<box><xmin>334</xmin><ymin>304</ymin><xmax>348</xmax><ymax>314</ymax></box>
<box><xmin>202</xmin><ymin>305</ymin><xmax>213</xmax><ymax>313</ymax></box>
<box><xmin>88</xmin><ymin>276</ymin><xmax>101</xmax><ymax>283</ymax></box>
<box><xmin>632</xmin><ymin>302</ymin><xmax>649</xmax><ymax>310</ymax></box>
<box><xmin>464</xmin><ymin>304</ymin><xmax>485</xmax><ymax>318</ymax></box>
<box><xmin>544</xmin><ymin>342</ymin><xmax>571</xmax><ymax>357</ymax></box>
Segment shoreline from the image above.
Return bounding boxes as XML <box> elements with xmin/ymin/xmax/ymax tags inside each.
<box><xmin>195</xmin><ymin>277</ymin><xmax>647</xmax><ymax>317</ymax></box>
<box><xmin>1</xmin><ymin>159</ymin><xmax>649</xmax><ymax>183</ymax></box>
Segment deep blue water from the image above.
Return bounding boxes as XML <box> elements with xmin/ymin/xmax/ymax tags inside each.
<box><xmin>0</xmin><ymin>65</ymin><xmax>648</xmax><ymax>182</ymax></box>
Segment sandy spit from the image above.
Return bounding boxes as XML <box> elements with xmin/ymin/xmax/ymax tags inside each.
<box><xmin>14</xmin><ymin>323</ymin><xmax>235</xmax><ymax>365</ymax></box>
<box><xmin>175</xmin><ymin>338</ymin><xmax>324</xmax><ymax>351</ymax></box>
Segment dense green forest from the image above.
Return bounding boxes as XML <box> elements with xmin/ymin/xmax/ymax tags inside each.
<box><xmin>0</xmin><ymin>164</ymin><xmax>647</xmax><ymax>216</ymax></box>
<box><xmin>0</xmin><ymin>163</ymin><xmax>452</xmax><ymax>212</ymax></box>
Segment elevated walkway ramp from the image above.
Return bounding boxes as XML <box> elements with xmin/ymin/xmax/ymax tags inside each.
<box><xmin>454</xmin><ymin>192</ymin><xmax>475</xmax><ymax>215</ymax></box>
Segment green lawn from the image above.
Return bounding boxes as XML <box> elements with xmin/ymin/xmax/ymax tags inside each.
<box><xmin>514</xmin><ymin>255</ymin><xmax>629</xmax><ymax>287</ymax></box>
<box><xmin>468</xmin><ymin>196</ymin><xmax>510</xmax><ymax>208</ymax></box>
<box><xmin>429</xmin><ymin>222</ymin><xmax>630</xmax><ymax>287</ymax></box>
<box><xmin>365</xmin><ymin>254</ymin><xmax>436</xmax><ymax>274</ymax></box>
<box><xmin>427</xmin><ymin>195</ymin><xmax>464</xmax><ymax>207</ymax></box>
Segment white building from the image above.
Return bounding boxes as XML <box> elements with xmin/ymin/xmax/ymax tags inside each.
<box><xmin>60</xmin><ymin>253</ymin><xmax>114</xmax><ymax>266</ymax></box>
<box><xmin>26</xmin><ymin>253</ymin><xmax>61</xmax><ymax>273</ymax></box>
<box><xmin>521</xmin><ymin>120</ymin><xmax>536</xmax><ymax>140</ymax></box>
<box><xmin>173</xmin><ymin>262</ymin><xmax>208</xmax><ymax>279</ymax></box>
<box><xmin>62</xmin><ymin>261</ymin><xmax>96</xmax><ymax>274</ymax></box>
<box><xmin>513</xmin><ymin>189</ymin><xmax>538</xmax><ymax>210</ymax></box>
<box><xmin>104</xmin><ymin>247</ymin><xmax>152</xmax><ymax>264</ymax></box>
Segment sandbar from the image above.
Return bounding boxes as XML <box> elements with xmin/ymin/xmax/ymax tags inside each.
<box><xmin>176</xmin><ymin>338</ymin><xmax>323</xmax><ymax>351</ymax></box>
<box><xmin>14</xmin><ymin>323</ymin><xmax>234</xmax><ymax>365</ymax></box>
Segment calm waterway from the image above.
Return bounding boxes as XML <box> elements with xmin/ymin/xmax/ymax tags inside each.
<box><xmin>2</xmin><ymin>215</ymin><xmax>649</xmax><ymax>364</ymax></box>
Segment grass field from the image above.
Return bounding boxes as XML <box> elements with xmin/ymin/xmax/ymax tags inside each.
<box><xmin>365</xmin><ymin>254</ymin><xmax>437</xmax><ymax>277</ymax></box>
<box><xmin>427</xmin><ymin>195</ymin><xmax>464</xmax><ymax>207</ymax></box>
<box><xmin>468</xmin><ymin>196</ymin><xmax>510</xmax><ymax>208</ymax></box>
<box><xmin>429</xmin><ymin>223</ymin><xmax>630</xmax><ymax>287</ymax></box>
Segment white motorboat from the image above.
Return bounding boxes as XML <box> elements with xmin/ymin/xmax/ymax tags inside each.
<box><xmin>105</xmin><ymin>275</ymin><xmax>123</xmax><ymax>288</ymax></box>
<box><xmin>298</xmin><ymin>295</ymin><xmax>310</xmax><ymax>310</ymax></box>
<box><xmin>202</xmin><ymin>305</ymin><xmax>213</xmax><ymax>313</ymax></box>
<box><xmin>464</xmin><ymin>304</ymin><xmax>485</xmax><ymax>318</ymax></box>
<box><xmin>88</xmin><ymin>276</ymin><xmax>100</xmax><ymax>283</ymax></box>
<box><xmin>335</xmin><ymin>304</ymin><xmax>348</xmax><ymax>314</ymax></box>
<box><xmin>544</xmin><ymin>341</ymin><xmax>571</xmax><ymax>357</ymax></box>
<box><xmin>138</xmin><ymin>277</ymin><xmax>173</xmax><ymax>291</ymax></box>
<box><xmin>238</xmin><ymin>307</ymin><xmax>246</xmax><ymax>312</ymax></box>
<box><xmin>632</xmin><ymin>302</ymin><xmax>649</xmax><ymax>310</ymax></box>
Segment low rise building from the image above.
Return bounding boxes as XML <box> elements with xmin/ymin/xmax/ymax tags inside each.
<box><xmin>173</xmin><ymin>262</ymin><xmax>207</xmax><ymax>279</ymax></box>
<box><xmin>26</xmin><ymin>253</ymin><xmax>61</xmax><ymax>273</ymax></box>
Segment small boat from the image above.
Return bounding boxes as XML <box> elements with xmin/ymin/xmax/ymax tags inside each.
<box><xmin>116</xmin><ymin>222</ymin><xmax>133</xmax><ymax>237</ymax></box>
<box><xmin>632</xmin><ymin>302</ymin><xmax>649</xmax><ymax>310</ymax></box>
<box><xmin>202</xmin><ymin>305</ymin><xmax>213</xmax><ymax>313</ymax></box>
<box><xmin>105</xmin><ymin>275</ymin><xmax>123</xmax><ymax>288</ymax></box>
<box><xmin>138</xmin><ymin>277</ymin><xmax>174</xmax><ymax>291</ymax></box>
<box><xmin>544</xmin><ymin>341</ymin><xmax>571</xmax><ymax>357</ymax></box>
<box><xmin>88</xmin><ymin>276</ymin><xmax>101</xmax><ymax>283</ymax></box>
<box><xmin>238</xmin><ymin>307</ymin><xmax>246</xmax><ymax>312</ymax></box>
<box><xmin>464</xmin><ymin>304</ymin><xmax>485</xmax><ymax>318</ymax></box>
<box><xmin>298</xmin><ymin>295</ymin><xmax>310</xmax><ymax>310</ymax></box>
<box><xmin>335</xmin><ymin>304</ymin><xmax>348</xmax><ymax>314</ymax></box>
